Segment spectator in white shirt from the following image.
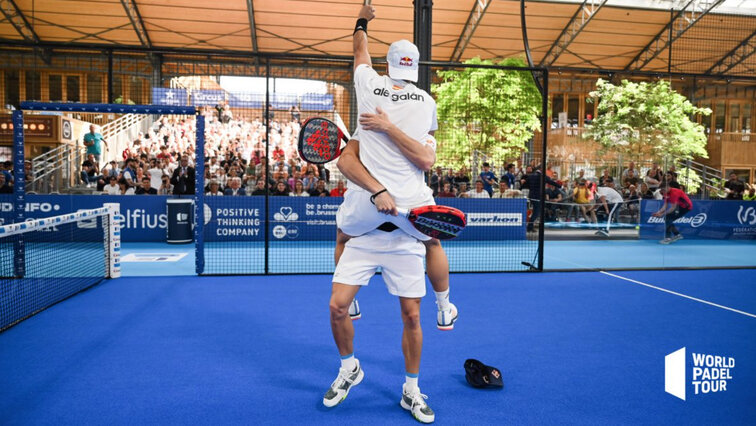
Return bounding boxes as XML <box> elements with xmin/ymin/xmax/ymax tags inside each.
<box><xmin>206</xmin><ymin>179</ymin><xmax>223</xmax><ymax>196</ymax></box>
<box><xmin>103</xmin><ymin>176</ymin><xmax>120</xmax><ymax>195</ymax></box>
<box><xmin>118</xmin><ymin>178</ymin><xmax>135</xmax><ymax>195</ymax></box>
<box><xmin>467</xmin><ymin>180</ymin><xmax>491</xmax><ymax>199</ymax></box>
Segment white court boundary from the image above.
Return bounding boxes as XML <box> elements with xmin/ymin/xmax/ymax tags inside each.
<box><xmin>599</xmin><ymin>271</ymin><xmax>756</xmax><ymax>319</ymax></box>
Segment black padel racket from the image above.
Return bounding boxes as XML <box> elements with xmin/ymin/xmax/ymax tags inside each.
<box><xmin>396</xmin><ymin>205</ymin><xmax>467</xmax><ymax>240</ymax></box>
<box><xmin>298</xmin><ymin>117</ymin><xmax>349</xmax><ymax>164</ymax></box>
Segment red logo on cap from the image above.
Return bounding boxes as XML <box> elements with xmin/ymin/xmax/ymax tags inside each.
<box><xmin>399</xmin><ymin>56</ymin><xmax>413</xmax><ymax>67</ymax></box>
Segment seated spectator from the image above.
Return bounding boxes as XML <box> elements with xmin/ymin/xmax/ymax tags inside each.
<box><xmin>625</xmin><ymin>184</ymin><xmax>641</xmax><ymax>221</ymax></box>
<box><xmin>744</xmin><ymin>184</ymin><xmax>755</xmax><ymax>201</ymax></box>
<box><xmin>309</xmin><ymin>180</ymin><xmax>330</xmax><ymax>197</ymax></box>
<box><xmin>303</xmin><ymin>170</ymin><xmax>318</xmax><ymax>192</ymax></box>
<box><xmin>457</xmin><ymin>182</ymin><xmax>469</xmax><ymax>198</ymax></box>
<box><xmin>80</xmin><ymin>161</ymin><xmax>101</xmax><ymax>185</ymax></box>
<box><xmin>206</xmin><ymin>179</ymin><xmax>223</xmax><ymax>196</ymax></box>
<box><xmin>224</xmin><ymin>177</ymin><xmax>246</xmax><ymax>196</ymax></box>
<box><xmin>544</xmin><ymin>183</ymin><xmax>563</xmax><ymax>221</ymax></box>
<box><xmin>250</xmin><ymin>179</ymin><xmax>268</xmax><ymax>196</ymax></box>
<box><xmin>467</xmin><ymin>180</ymin><xmax>490</xmax><ymax>198</ymax></box>
<box><xmin>645</xmin><ymin>163</ymin><xmax>663</xmax><ymax>190</ymax></box>
<box><xmin>135</xmin><ymin>177</ymin><xmax>158</xmax><ymax>195</ymax></box>
<box><xmin>290</xmin><ymin>180</ymin><xmax>310</xmax><ymax>197</ymax></box>
<box><xmin>271</xmin><ymin>180</ymin><xmax>289</xmax><ymax>196</ymax></box>
<box><xmin>0</xmin><ymin>173</ymin><xmax>12</xmax><ymax>193</ymax></box>
<box><xmin>96</xmin><ymin>169</ymin><xmax>110</xmax><ymax>191</ymax></box>
<box><xmin>598</xmin><ymin>169</ymin><xmax>612</xmax><ymax>187</ymax></box>
<box><xmin>455</xmin><ymin>168</ymin><xmax>470</xmax><ymax>189</ymax></box>
<box><xmin>118</xmin><ymin>178</ymin><xmax>135</xmax><ymax>195</ymax></box>
<box><xmin>330</xmin><ymin>180</ymin><xmax>346</xmax><ymax>197</ymax></box>
<box><xmin>103</xmin><ymin>176</ymin><xmax>120</xmax><ymax>195</ymax></box>
<box><xmin>573</xmin><ymin>179</ymin><xmax>596</xmax><ymax>223</ymax></box>
<box><xmin>639</xmin><ymin>182</ymin><xmax>655</xmax><ymax>199</ymax></box>
<box><xmin>437</xmin><ymin>182</ymin><xmax>455</xmax><ymax>198</ymax></box>
<box><xmin>158</xmin><ymin>176</ymin><xmax>173</xmax><ymax>195</ymax></box>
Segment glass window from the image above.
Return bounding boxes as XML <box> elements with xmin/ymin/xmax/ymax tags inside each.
<box><xmin>66</xmin><ymin>75</ymin><xmax>80</xmax><ymax>102</ymax></box>
<box><xmin>87</xmin><ymin>74</ymin><xmax>103</xmax><ymax>103</ymax></box>
<box><xmin>743</xmin><ymin>103</ymin><xmax>751</xmax><ymax>133</ymax></box>
<box><xmin>551</xmin><ymin>94</ymin><xmax>564</xmax><ymax>127</ymax></box>
<box><xmin>699</xmin><ymin>101</ymin><xmax>711</xmax><ymax>133</ymax></box>
<box><xmin>49</xmin><ymin>75</ymin><xmax>62</xmax><ymax>102</ymax></box>
<box><xmin>729</xmin><ymin>103</ymin><xmax>740</xmax><ymax>133</ymax></box>
<box><xmin>113</xmin><ymin>76</ymin><xmax>122</xmax><ymax>103</ymax></box>
<box><xmin>130</xmin><ymin>76</ymin><xmax>145</xmax><ymax>104</ymax></box>
<box><xmin>4</xmin><ymin>71</ymin><xmax>20</xmax><ymax>108</ymax></box>
<box><xmin>714</xmin><ymin>101</ymin><xmax>725</xmax><ymax>133</ymax></box>
<box><xmin>567</xmin><ymin>96</ymin><xmax>579</xmax><ymax>127</ymax></box>
<box><xmin>25</xmin><ymin>71</ymin><xmax>41</xmax><ymax>101</ymax></box>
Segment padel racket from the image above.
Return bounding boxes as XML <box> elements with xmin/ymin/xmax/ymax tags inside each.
<box><xmin>298</xmin><ymin>117</ymin><xmax>349</xmax><ymax>164</ymax></box>
<box><xmin>396</xmin><ymin>205</ymin><xmax>467</xmax><ymax>240</ymax></box>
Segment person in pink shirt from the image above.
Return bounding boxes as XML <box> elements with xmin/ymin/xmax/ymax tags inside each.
<box><xmin>652</xmin><ymin>186</ymin><xmax>693</xmax><ymax>244</ymax></box>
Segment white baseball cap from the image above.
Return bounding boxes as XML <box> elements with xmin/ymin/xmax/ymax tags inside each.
<box><xmin>387</xmin><ymin>39</ymin><xmax>420</xmax><ymax>83</ymax></box>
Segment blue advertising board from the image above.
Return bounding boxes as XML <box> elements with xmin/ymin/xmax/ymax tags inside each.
<box><xmin>228</xmin><ymin>92</ymin><xmax>264</xmax><ymax>109</ymax></box>
<box><xmin>640</xmin><ymin>199</ymin><xmax>756</xmax><ymax>240</ymax></box>
<box><xmin>191</xmin><ymin>90</ymin><xmax>225</xmax><ymax>106</ymax></box>
<box><xmin>271</xmin><ymin>93</ymin><xmax>298</xmax><ymax>110</ymax></box>
<box><xmin>301</xmin><ymin>93</ymin><xmax>334</xmax><ymax>111</ymax></box>
<box><xmin>151</xmin><ymin>88</ymin><xmax>188</xmax><ymax>106</ymax></box>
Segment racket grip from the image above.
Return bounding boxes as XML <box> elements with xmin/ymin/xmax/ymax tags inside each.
<box><xmin>395</xmin><ymin>207</ymin><xmax>410</xmax><ymax>218</ymax></box>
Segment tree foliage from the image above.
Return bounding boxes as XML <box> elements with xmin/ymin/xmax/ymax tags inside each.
<box><xmin>432</xmin><ymin>57</ymin><xmax>542</xmax><ymax>168</ymax></box>
<box><xmin>584</xmin><ymin>79</ymin><xmax>710</xmax><ymax>161</ymax></box>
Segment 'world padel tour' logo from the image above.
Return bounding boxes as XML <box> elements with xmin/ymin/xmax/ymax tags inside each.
<box><xmin>665</xmin><ymin>347</ymin><xmax>735</xmax><ymax>401</ymax></box>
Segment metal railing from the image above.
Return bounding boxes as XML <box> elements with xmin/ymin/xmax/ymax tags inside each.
<box><xmin>27</xmin><ymin>143</ymin><xmax>86</xmax><ymax>193</ymax></box>
<box><xmin>100</xmin><ymin>113</ymin><xmax>153</xmax><ymax>163</ymax></box>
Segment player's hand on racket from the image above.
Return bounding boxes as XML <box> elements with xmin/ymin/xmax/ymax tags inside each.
<box><xmin>359</xmin><ymin>107</ymin><xmax>393</xmax><ymax>133</ymax></box>
<box><xmin>359</xmin><ymin>2</ymin><xmax>375</xmax><ymax>21</ymax></box>
<box><xmin>373</xmin><ymin>190</ymin><xmax>398</xmax><ymax>216</ymax></box>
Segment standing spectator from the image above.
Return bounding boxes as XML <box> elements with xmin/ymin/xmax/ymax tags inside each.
<box><xmin>455</xmin><ymin>167</ymin><xmax>470</xmax><ymax>189</ymax></box>
<box><xmin>147</xmin><ymin>158</ymin><xmax>166</xmax><ymax>190</ymax></box>
<box><xmin>224</xmin><ymin>177</ymin><xmax>246</xmax><ymax>196</ymax></box>
<box><xmin>479</xmin><ymin>162</ymin><xmax>497</xmax><ymax>196</ymax></box>
<box><xmin>170</xmin><ymin>156</ymin><xmax>195</xmax><ymax>195</ymax></box>
<box><xmin>0</xmin><ymin>173</ymin><xmax>11</xmax><ymax>193</ymax></box>
<box><xmin>437</xmin><ymin>182</ymin><xmax>455</xmax><ymax>198</ymax></box>
<box><xmin>723</xmin><ymin>172</ymin><xmax>745</xmax><ymax>200</ymax></box>
<box><xmin>135</xmin><ymin>177</ymin><xmax>158</xmax><ymax>195</ymax></box>
<box><xmin>466</xmin><ymin>180</ymin><xmax>490</xmax><ymax>198</ymax></box>
<box><xmin>122</xmin><ymin>158</ymin><xmax>137</xmax><ymax>189</ymax></box>
<box><xmin>503</xmin><ymin>164</ymin><xmax>517</xmax><ymax>189</ymax></box>
<box><xmin>102</xmin><ymin>176</ymin><xmax>120</xmax><ymax>195</ymax></box>
<box><xmin>524</xmin><ymin>166</ymin><xmax>562</xmax><ymax>232</ymax></box>
<box><xmin>83</xmin><ymin>124</ymin><xmax>108</xmax><ymax>166</ymax></box>
<box><xmin>290</xmin><ymin>180</ymin><xmax>310</xmax><ymax>197</ymax></box>
<box><xmin>290</xmin><ymin>105</ymin><xmax>301</xmax><ymax>123</ymax></box>
<box><xmin>330</xmin><ymin>180</ymin><xmax>347</xmax><ymax>197</ymax></box>
<box><xmin>429</xmin><ymin>166</ymin><xmax>444</xmax><ymax>195</ymax></box>
<box><xmin>309</xmin><ymin>179</ymin><xmax>329</xmax><ymax>197</ymax></box>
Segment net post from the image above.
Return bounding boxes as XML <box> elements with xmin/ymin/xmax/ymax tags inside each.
<box><xmin>12</xmin><ymin>110</ymin><xmax>25</xmax><ymax>278</ymax></box>
<box><xmin>194</xmin><ymin>113</ymin><xmax>206</xmax><ymax>275</ymax></box>
<box><xmin>104</xmin><ymin>203</ymin><xmax>122</xmax><ymax>279</ymax></box>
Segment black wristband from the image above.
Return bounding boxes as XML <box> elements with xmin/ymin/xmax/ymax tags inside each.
<box><xmin>370</xmin><ymin>188</ymin><xmax>387</xmax><ymax>204</ymax></box>
<box><xmin>354</xmin><ymin>18</ymin><xmax>368</xmax><ymax>35</ymax></box>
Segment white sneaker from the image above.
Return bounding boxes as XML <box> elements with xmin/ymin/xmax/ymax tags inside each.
<box><xmin>323</xmin><ymin>359</ymin><xmax>364</xmax><ymax>408</ymax></box>
<box><xmin>659</xmin><ymin>237</ymin><xmax>672</xmax><ymax>245</ymax></box>
<box><xmin>670</xmin><ymin>234</ymin><xmax>684</xmax><ymax>243</ymax></box>
<box><xmin>595</xmin><ymin>230</ymin><xmax>609</xmax><ymax>237</ymax></box>
<box><xmin>437</xmin><ymin>303</ymin><xmax>458</xmax><ymax>331</ymax></box>
<box><xmin>348</xmin><ymin>298</ymin><xmax>361</xmax><ymax>320</ymax></box>
<box><xmin>400</xmin><ymin>384</ymin><xmax>435</xmax><ymax>423</ymax></box>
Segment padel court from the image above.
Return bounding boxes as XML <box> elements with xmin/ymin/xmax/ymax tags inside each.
<box><xmin>1</xmin><ymin>268</ymin><xmax>754</xmax><ymax>425</ymax></box>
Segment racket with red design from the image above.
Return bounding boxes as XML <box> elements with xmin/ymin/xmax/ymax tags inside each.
<box><xmin>298</xmin><ymin>117</ymin><xmax>349</xmax><ymax>164</ymax></box>
<box><xmin>396</xmin><ymin>205</ymin><xmax>467</xmax><ymax>240</ymax></box>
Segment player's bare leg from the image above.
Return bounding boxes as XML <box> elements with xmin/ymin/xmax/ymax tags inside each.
<box><xmin>324</xmin><ymin>282</ymin><xmax>364</xmax><ymax>408</ymax></box>
<box><xmin>424</xmin><ymin>238</ymin><xmax>457</xmax><ymax>330</ymax></box>
<box><xmin>399</xmin><ymin>296</ymin><xmax>435</xmax><ymax>423</ymax></box>
<box><xmin>335</xmin><ymin>229</ymin><xmax>361</xmax><ymax>320</ymax></box>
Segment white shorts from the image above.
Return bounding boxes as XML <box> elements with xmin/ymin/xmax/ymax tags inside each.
<box><xmin>336</xmin><ymin>188</ymin><xmax>435</xmax><ymax>241</ymax></box>
<box><xmin>333</xmin><ymin>231</ymin><xmax>427</xmax><ymax>298</ymax></box>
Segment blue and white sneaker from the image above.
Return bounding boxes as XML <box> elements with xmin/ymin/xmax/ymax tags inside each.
<box><xmin>437</xmin><ymin>303</ymin><xmax>458</xmax><ymax>331</ymax></box>
<box><xmin>349</xmin><ymin>298</ymin><xmax>361</xmax><ymax>320</ymax></box>
<box><xmin>323</xmin><ymin>359</ymin><xmax>364</xmax><ymax>407</ymax></box>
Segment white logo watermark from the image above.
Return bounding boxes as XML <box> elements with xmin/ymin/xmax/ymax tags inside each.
<box><xmin>737</xmin><ymin>206</ymin><xmax>756</xmax><ymax>225</ymax></box>
<box><xmin>665</xmin><ymin>347</ymin><xmax>735</xmax><ymax>401</ymax></box>
<box><xmin>647</xmin><ymin>213</ymin><xmax>707</xmax><ymax>228</ymax></box>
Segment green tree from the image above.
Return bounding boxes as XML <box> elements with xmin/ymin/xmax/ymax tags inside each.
<box><xmin>584</xmin><ymin>79</ymin><xmax>710</xmax><ymax>161</ymax></box>
<box><xmin>432</xmin><ymin>57</ymin><xmax>542</xmax><ymax>168</ymax></box>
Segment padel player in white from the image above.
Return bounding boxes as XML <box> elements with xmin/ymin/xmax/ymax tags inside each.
<box><xmin>593</xmin><ymin>178</ymin><xmax>624</xmax><ymax>236</ymax></box>
<box><xmin>322</xmin><ymin>4</ymin><xmax>436</xmax><ymax>423</ymax></box>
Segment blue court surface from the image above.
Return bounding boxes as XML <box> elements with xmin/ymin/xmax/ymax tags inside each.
<box><xmin>120</xmin><ymin>240</ymin><xmax>756</xmax><ymax>276</ymax></box>
<box><xmin>1</xmin><ymin>269</ymin><xmax>754</xmax><ymax>425</ymax></box>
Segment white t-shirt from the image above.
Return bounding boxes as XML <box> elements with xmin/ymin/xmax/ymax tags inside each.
<box><xmin>467</xmin><ymin>189</ymin><xmax>490</xmax><ymax>199</ymax></box>
<box><xmin>103</xmin><ymin>184</ymin><xmax>120</xmax><ymax>195</ymax></box>
<box><xmin>596</xmin><ymin>186</ymin><xmax>624</xmax><ymax>204</ymax></box>
<box><xmin>147</xmin><ymin>167</ymin><xmax>164</xmax><ymax>190</ymax></box>
<box><xmin>351</xmin><ymin>64</ymin><xmax>437</xmax><ymax>207</ymax></box>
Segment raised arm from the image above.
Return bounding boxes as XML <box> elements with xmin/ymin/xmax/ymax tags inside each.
<box><xmin>353</xmin><ymin>4</ymin><xmax>375</xmax><ymax>71</ymax></box>
<box><xmin>359</xmin><ymin>107</ymin><xmax>436</xmax><ymax>171</ymax></box>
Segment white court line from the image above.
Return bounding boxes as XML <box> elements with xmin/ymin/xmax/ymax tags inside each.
<box><xmin>599</xmin><ymin>271</ymin><xmax>756</xmax><ymax>319</ymax></box>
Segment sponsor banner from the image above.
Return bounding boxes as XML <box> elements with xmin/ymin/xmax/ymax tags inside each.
<box><xmin>191</xmin><ymin>90</ymin><xmax>225</xmax><ymax>106</ymax></box>
<box><xmin>0</xmin><ymin>195</ymin><xmax>171</xmax><ymax>241</ymax></box>
<box><xmin>271</xmin><ymin>93</ymin><xmax>298</xmax><ymax>110</ymax></box>
<box><xmin>301</xmin><ymin>93</ymin><xmax>334</xmax><ymax>111</ymax></box>
<box><xmin>228</xmin><ymin>92</ymin><xmax>264</xmax><ymax>108</ymax></box>
<box><xmin>203</xmin><ymin>196</ymin><xmax>265</xmax><ymax>241</ymax></box>
<box><xmin>152</xmin><ymin>88</ymin><xmax>188</xmax><ymax>106</ymax></box>
<box><xmin>640</xmin><ymin>200</ymin><xmax>756</xmax><ymax>240</ymax></box>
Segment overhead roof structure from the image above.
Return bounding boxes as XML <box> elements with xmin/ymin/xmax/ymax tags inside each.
<box><xmin>0</xmin><ymin>0</ymin><xmax>754</xmax><ymax>76</ymax></box>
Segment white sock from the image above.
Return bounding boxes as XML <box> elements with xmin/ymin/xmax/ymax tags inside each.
<box><xmin>434</xmin><ymin>289</ymin><xmax>450</xmax><ymax>311</ymax></box>
<box><xmin>405</xmin><ymin>373</ymin><xmax>419</xmax><ymax>392</ymax></box>
<box><xmin>341</xmin><ymin>353</ymin><xmax>357</xmax><ymax>371</ymax></box>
